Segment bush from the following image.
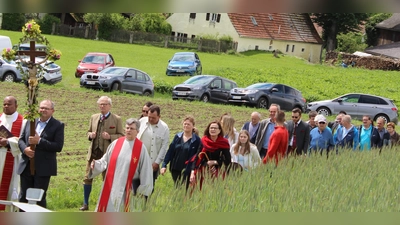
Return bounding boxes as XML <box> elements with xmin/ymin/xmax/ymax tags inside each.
<box><xmin>38</xmin><ymin>14</ymin><xmax>60</xmax><ymax>34</ymax></box>
<box><xmin>1</xmin><ymin>13</ymin><xmax>25</xmax><ymax>31</ymax></box>
<box><xmin>336</xmin><ymin>32</ymin><xmax>368</xmax><ymax>53</ymax></box>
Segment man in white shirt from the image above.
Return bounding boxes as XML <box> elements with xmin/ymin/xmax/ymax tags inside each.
<box><xmin>137</xmin><ymin>105</ymin><xmax>170</xmax><ymax>193</ymax></box>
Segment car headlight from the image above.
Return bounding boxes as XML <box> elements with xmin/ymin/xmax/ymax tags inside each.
<box><xmin>246</xmin><ymin>89</ymin><xmax>259</xmax><ymax>94</ymax></box>
<box><xmin>168</xmin><ymin>66</ymin><xmax>173</xmax><ymax>69</ymax></box>
<box><xmin>192</xmin><ymin>86</ymin><xmax>201</xmax><ymax>90</ymax></box>
<box><xmin>188</xmin><ymin>64</ymin><xmax>195</xmax><ymax>69</ymax></box>
<box><xmin>77</xmin><ymin>66</ymin><xmax>84</xmax><ymax>70</ymax></box>
<box><xmin>97</xmin><ymin>67</ymin><xmax>103</xmax><ymax>71</ymax></box>
<box><xmin>98</xmin><ymin>75</ymin><xmax>112</xmax><ymax>79</ymax></box>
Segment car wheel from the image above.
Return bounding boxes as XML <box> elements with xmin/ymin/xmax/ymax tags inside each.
<box><xmin>3</xmin><ymin>72</ymin><xmax>15</xmax><ymax>82</ymax></box>
<box><xmin>257</xmin><ymin>97</ymin><xmax>268</xmax><ymax>109</ymax></box>
<box><xmin>317</xmin><ymin>107</ymin><xmax>331</xmax><ymax>116</ymax></box>
<box><xmin>200</xmin><ymin>94</ymin><xmax>209</xmax><ymax>103</ymax></box>
<box><xmin>374</xmin><ymin>114</ymin><xmax>389</xmax><ymax>124</ymax></box>
<box><xmin>143</xmin><ymin>91</ymin><xmax>151</xmax><ymax>96</ymax></box>
<box><xmin>111</xmin><ymin>83</ymin><xmax>120</xmax><ymax>92</ymax></box>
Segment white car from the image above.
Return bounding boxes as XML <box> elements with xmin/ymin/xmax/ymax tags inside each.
<box><xmin>19</xmin><ymin>57</ymin><xmax>62</xmax><ymax>85</ymax></box>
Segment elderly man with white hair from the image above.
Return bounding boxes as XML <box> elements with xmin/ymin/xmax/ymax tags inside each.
<box><xmin>333</xmin><ymin>115</ymin><xmax>359</xmax><ymax>151</ymax></box>
<box><xmin>241</xmin><ymin>111</ymin><xmax>261</xmax><ymax>144</ymax></box>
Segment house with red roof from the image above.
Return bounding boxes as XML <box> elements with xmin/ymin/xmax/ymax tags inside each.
<box><xmin>167</xmin><ymin>13</ymin><xmax>323</xmax><ymax>63</ymax></box>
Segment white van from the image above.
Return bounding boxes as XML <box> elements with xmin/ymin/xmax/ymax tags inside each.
<box><xmin>0</xmin><ymin>35</ymin><xmax>12</xmax><ymax>51</ymax></box>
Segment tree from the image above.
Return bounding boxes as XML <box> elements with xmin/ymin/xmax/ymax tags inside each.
<box><xmin>139</xmin><ymin>13</ymin><xmax>171</xmax><ymax>35</ymax></box>
<box><xmin>311</xmin><ymin>13</ymin><xmax>369</xmax><ymax>52</ymax></box>
<box><xmin>364</xmin><ymin>13</ymin><xmax>392</xmax><ymax>47</ymax></box>
<box><xmin>83</xmin><ymin>13</ymin><xmax>130</xmax><ymax>40</ymax></box>
<box><xmin>336</xmin><ymin>32</ymin><xmax>368</xmax><ymax>53</ymax></box>
<box><xmin>2</xmin><ymin>13</ymin><xmax>25</xmax><ymax>31</ymax></box>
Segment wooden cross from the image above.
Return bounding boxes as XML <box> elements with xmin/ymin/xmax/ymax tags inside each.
<box><xmin>16</xmin><ymin>40</ymin><xmax>48</xmax><ymax>175</ymax></box>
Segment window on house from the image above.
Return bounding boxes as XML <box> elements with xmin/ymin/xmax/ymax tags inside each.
<box><xmin>286</xmin><ymin>44</ymin><xmax>289</xmax><ymax>52</ymax></box>
<box><xmin>206</xmin><ymin>13</ymin><xmax>210</xmax><ymax>21</ymax></box>
<box><xmin>208</xmin><ymin>13</ymin><xmax>221</xmax><ymax>23</ymax></box>
<box><xmin>191</xmin><ymin>35</ymin><xmax>196</xmax><ymax>39</ymax></box>
<box><xmin>189</xmin><ymin>13</ymin><xmax>196</xmax><ymax>19</ymax></box>
<box><xmin>292</xmin><ymin>45</ymin><xmax>295</xmax><ymax>52</ymax></box>
<box><xmin>171</xmin><ymin>31</ymin><xmax>175</xmax><ymax>36</ymax></box>
<box><xmin>301</xmin><ymin>48</ymin><xmax>305</xmax><ymax>52</ymax></box>
<box><xmin>250</xmin><ymin>16</ymin><xmax>257</xmax><ymax>26</ymax></box>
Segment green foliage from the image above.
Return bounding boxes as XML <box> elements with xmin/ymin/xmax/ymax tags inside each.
<box><xmin>37</xmin><ymin>14</ymin><xmax>61</xmax><ymax>34</ymax></box>
<box><xmin>97</xmin><ymin>13</ymin><xmax>129</xmax><ymax>40</ymax></box>
<box><xmin>365</xmin><ymin>13</ymin><xmax>392</xmax><ymax>47</ymax></box>
<box><xmin>1</xmin><ymin>13</ymin><xmax>26</xmax><ymax>31</ymax></box>
<box><xmin>141</xmin><ymin>13</ymin><xmax>172</xmax><ymax>35</ymax></box>
<box><xmin>336</xmin><ymin>32</ymin><xmax>368</xmax><ymax>53</ymax></box>
<box><xmin>219</xmin><ymin>34</ymin><xmax>233</xmax><ymax>43</ymax></box>
<box><xmin>311</xmin><ymin>13</ymin><xmax>369</xmax><ymax>51</ymax></box>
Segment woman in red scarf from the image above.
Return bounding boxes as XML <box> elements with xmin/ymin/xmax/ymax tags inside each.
<box><xmin>189</xmin><ymin>120</ymin><xmax>231</xmax><ymax>190</ymax></box>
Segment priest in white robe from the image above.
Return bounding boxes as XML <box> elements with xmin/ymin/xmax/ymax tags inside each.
<box><xmin>0</xmin><ymin>96</ymin><xmax>26</xmax><ymax>211</ymax></box>
<box><xmin>89</xmin><ymin>118</ymin><xmax>153</xmax><ymax>212</ymax></box>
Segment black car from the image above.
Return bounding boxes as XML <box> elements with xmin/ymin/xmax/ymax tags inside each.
<box><xmin>228</xmin><ymin>83</ymin><xmax>306</xmax><ymax>111</ymax></box>
<box><xmin>172</xmin><ymin>75</ymin><xmax>237</xmax><ymax>103</ymax></box>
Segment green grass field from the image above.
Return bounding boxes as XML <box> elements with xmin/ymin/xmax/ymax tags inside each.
<box><xmin>1</xmin><ymin>29</ymin><xmax>400</xmax><ymax>212</ymax></box>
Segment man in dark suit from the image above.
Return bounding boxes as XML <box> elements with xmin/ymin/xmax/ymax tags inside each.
<box><xmin>18</xmin><ymin>99</ymin><xmax>64</xmax><ymax>209</ymax></box>
<box><xmin>286</xmin><ymin>108</ymin><xmax>310</xmax><ymax>156</ymax></box>
<box><xmin>79</xmin><ymin>96</ymin><xmax>124</xmax><ymax>211</ymax></box>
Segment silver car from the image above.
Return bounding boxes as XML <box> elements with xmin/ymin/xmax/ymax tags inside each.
<box><xmin>19</xmin><ymin>57</ymin><xmax>62</xmax><ymax>85</ymax></box>
<box><xmin>80</xmin><ymin>67</ymin><xmax>154</xmax><ymax>96</ymax></box>
<box><xmin>306</xmin><ymin>93</ymin><xmax>398</xmax><ymax>123</ymax></box>
<box><xmin>0</xmin><ymin>57</ymin><xmax>23</xmax><ymax>82</ymax></box>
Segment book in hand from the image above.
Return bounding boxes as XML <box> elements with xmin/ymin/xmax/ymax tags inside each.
<box><xmin>0</xmin><ymin>125</ymin><xmax>13</xmax><ymax>138</ymax></box>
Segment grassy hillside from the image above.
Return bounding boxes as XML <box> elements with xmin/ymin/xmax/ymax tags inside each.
<box><xmin>1</xmin><ymin>29</ymin><xmax>400</xmax><ymax>212</ymax></box>
<box><xmin>2</xmin><ymin>30</ymin><xmax>400</xmax><ymax>105</ymax></box>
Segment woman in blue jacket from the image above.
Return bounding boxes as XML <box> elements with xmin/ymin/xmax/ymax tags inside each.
<box><xmin>161</xmin><ymin>116</ymin><xmax>201</xmax><ymax>190</ymax></box>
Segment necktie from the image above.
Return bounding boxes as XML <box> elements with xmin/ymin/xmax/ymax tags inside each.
<box><xmin>101</xmin><ymin>115</ymin><xmax>106</xmax><ymax>121</ymax></box>
<box><xmin>292</xmin><ymin>123</ymin><xmax>297</xmax><ymax>149</ymax></box>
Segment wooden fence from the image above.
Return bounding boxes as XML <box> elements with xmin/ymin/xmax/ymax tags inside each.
<box><xmin>52</xmin><ymin>24</ymin><xmax>237</xmax><ymax>53</ymax></box>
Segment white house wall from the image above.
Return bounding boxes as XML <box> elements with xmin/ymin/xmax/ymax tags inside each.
<box><xmin>237</xmin><ymin>38</ymin><xmax>322</xmax><ymax>63</ymax></box>
<box><xmin>167</xmin><ymin>13</ymin><xmax>240</xmax><ymax>39</ymax></box>
<box><xmin>167</xmin><ymin>13</ymin><xmax>322</xmax><ymax>63</ymax></box>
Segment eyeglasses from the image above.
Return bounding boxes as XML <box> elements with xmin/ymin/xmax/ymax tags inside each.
<box><xmin>39</xmin><ymin>107</ymin><xmax>52</xmax><ymax>110</ymax></box>
<box><xmin>292</xmin><ymin>116</ymin><xmax>299</xmax><ymax>119</ymax></box>
<box><xmin>318</xmin><ymin>122</ymin><xmax>326</xmax><ymax>124</ymax></box>
<box><xmin>99</xmin><ymin>103</ymin><xmax>110</xmax><ymax>106</ymax></box>
<box><xmin>209</xmin><ymin>127</ymin><xmax>220</xmax><ymax>130</ymax></box>
<box><xmin>142</xmin><ymin>110</ymin><xmax>148</xmax><ymax>113</ymax></box>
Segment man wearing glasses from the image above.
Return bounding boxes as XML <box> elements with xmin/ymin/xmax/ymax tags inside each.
<box><xmin>286</xmin><ymin>108</ymin><xmax>310</xmax><ymax>156</ymax></box>
<box><xmin>18</xmin><ymin>99</ymin><xmax>64</xmax><ymax>209</ymax></box>
<box><xmin>139</xmin><ymin>101</ymin><xmax>153</xmax><ymax>119</ymax></box>
<box><xmin>309</xmin><ymin>115</ymin><xmax>334</xmax><ymax>156</ymax></box>
<box><xmin>79</xmin><ymin>96</ymin><xmax>124</xmax><ymax>211</ymax></box>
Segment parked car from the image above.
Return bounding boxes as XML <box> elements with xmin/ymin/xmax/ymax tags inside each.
<box><xmin>19</xmin><ymin>57</ymin><xmax>62</xmax><ymax>85</ymax></box>
<box><xmin>172</xmin><ymin>75</ymin><xmax>237</xmax><ymax>103</ymax></box>
<box><xmin>166</xmin><ymin>52</ymin><xmax>202</xmax><ymax>76</ymax></box>
<box><xmin>0</xmin><ymin>57</ymin><xmax>23</xmax><ymax>82</ymax></box>
<box><xmin>228</xmin><ymin>83</ymin><xmax>307</xmax><ymax>111</ymax></box>
<box><xmin>75</xmin><ymin>52</ymin><xmax>115</xmax><ymax>78</ymax></box>
<box><xmin>306</xmin><ymin>93</ymin><xmax>398</xmax><ymax>123</ymax></box>
<box><xmin>80</xmin><ymin>67</ymin><xmax>154</xmax><ymax>96</ymax></box>
<box><xmin>14</xmin><ymin>43</ymin><xmax>47</xmax><ymax>52</ymax></box>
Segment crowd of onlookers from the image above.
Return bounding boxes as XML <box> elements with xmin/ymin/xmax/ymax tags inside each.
<box><xmin>1</xmin><ymin>95</ymin><xmax>398</xmax><ymax>212</ymax></box>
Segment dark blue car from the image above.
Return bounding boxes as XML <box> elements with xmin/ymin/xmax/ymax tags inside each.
<box><xmin>166</xmin><ymin>52</ymin><xmax>202</xmax><ymax>76</ymax></box>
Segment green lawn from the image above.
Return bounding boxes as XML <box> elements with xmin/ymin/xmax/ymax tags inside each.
<box><xmin>1</xmin><ymin>29</ymin><xmax>400</xmax><ymax>212</ymax></box>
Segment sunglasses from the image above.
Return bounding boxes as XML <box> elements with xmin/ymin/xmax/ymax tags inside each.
<box><xmin>318</xmin><ymin>122</ymin><xmax>326</xmax><ymax>124</ymax></box>
<box><xmin>142</xmin><ymin>110</ymin><xmax>148</xmax><ymax>113</ymax></box>
<box><xmin>292</xmin><ymin>116</ymin><xmax>299</xmax><ymax>119</ymax></box>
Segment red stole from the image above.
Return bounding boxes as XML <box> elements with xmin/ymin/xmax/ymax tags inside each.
<box><xmin>97</xmin><ymin>137</ymin><xmax>142</xmax><ymax>212</ymax></box>
<box><xmin>0</xmin><ymin>113</ymin><xmax>23</xmax><ymax>210</ymax></box>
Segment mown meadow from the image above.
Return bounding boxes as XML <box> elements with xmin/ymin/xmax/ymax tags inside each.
<box><xmin>0</xmin><ymin>30</ymin><xmax>400</xmax><ymax>212</ymax></box>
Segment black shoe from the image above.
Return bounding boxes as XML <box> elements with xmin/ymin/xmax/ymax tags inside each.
<box><xmin>79</xmin><ymin>204</ymin><xmax>89</xmax><ymax>211</ymax></box>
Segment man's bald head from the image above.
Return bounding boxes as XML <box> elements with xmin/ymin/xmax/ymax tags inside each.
<box><xmin>3</xmin><ymin>96</ymin><xmax>18</xmax><ymax>115</ymax></box>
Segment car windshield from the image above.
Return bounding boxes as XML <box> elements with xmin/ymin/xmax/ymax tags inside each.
<box><xmin>183</xmin><ymin>76</ymin><xmax>215</xmax><ymax>85</ymax></box>
<box><xmin>172</xmin><ymin>54</ymin><xmax>195</xmax><ymax>62</ymax></box>
<box><xmin>246</xmin><ymin>83</ymin><xmax>274</xmax><ymax>89</ymax></box>
<box><xmin>1</xmin><ymin>58</ymin><xmax>16</xmax><ymax>64</ymax></box>
<box><xmin>42</xmin><ymin>62</ymin><xmax>59</xmax><ymax>69</ymax></box>
<box><xmin>99</xmin><ymin>67</ymin><xmax>127</xmax><ymax>76</ymax></box>
<box><xmin>82</xmin><ymin>55</ymin><xmax>105</xmax><ymax>64</ymax></box>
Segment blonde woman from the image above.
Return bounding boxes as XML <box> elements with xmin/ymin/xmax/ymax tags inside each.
<box><xmin>221</xmin><ymin>114</ymin><xmax>239</xmax><ymax>147</ymax></box>
<box><xmin>230</xmin><ymin>130</ymin><xmax>261</xmax><ymax>171</ymax></box>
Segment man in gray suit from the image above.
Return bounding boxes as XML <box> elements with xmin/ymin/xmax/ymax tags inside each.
<box><xmin>255</xmin><ymin>104</ymin><xmax>280</xmax><ymax>158</ymax></box>
<box><xmin>286</xmin><ymin>108</ymin><xmax>310</xmax><ymax>156</ymax></box>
